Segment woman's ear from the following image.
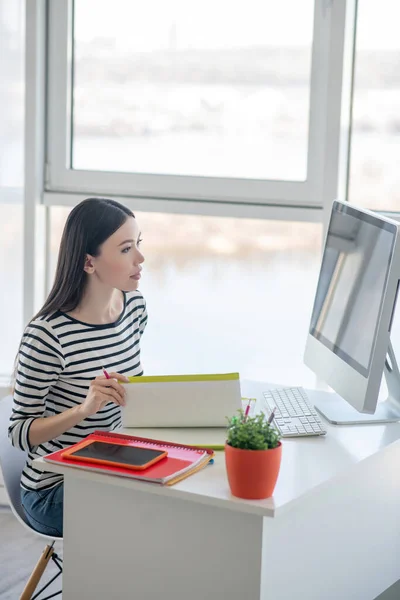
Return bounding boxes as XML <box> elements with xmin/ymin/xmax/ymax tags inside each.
<box><xmin>83</xmin><ymin>254</ymin><xmax>95</xmax><ymax>274</ymax></box>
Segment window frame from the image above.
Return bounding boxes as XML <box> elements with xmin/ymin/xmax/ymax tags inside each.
<box><xmin>44</xmin><ymin>0</ymin><xmax>347</xmax><ymax>217</ymax></box>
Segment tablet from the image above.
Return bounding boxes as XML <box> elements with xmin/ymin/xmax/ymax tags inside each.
<box><xmin>62</xmin><ymin>440</ymin><xmax>168</xmax><ymax>471</ymax></box>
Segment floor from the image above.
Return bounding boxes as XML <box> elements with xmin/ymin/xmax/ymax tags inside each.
<box><xmin>0</xmin><ymin>505</ymin><xmax>398</xmax><ymax>600</ymax></box>
<box><xmin>0</xmin><ymin>507</ymin><xmax>63</xmax><ymax>600</ymax></box>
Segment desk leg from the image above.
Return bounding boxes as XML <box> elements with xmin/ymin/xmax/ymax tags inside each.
<box><xmin>63</xmin><ymin>476</ymin><xmax>264</xmax><ymax>600</ymax></box>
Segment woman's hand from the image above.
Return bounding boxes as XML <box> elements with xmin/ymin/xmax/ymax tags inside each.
<box><xmin>28</xmin><ymin>372</ymin><xmax>130</xmax><ymax>447</ymax></box>
<box><xmin>79</xmin><ymin>372</ymin><xmax>129</xmax><ymax>419</ymax></box>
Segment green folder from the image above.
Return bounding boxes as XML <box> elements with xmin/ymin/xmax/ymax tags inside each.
<box><xmin>127</xmin><ymin>372</ymin><xmax>239</xmax><ymax>384</ymax></box>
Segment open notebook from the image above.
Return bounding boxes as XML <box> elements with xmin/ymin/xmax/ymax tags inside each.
<box><xmin>43</xmin><ymin>430</ymin><xmax>214</xmax><ymax>486</ymax></box>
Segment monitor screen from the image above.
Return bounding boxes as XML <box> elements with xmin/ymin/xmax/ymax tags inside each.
<box><xmin>310</xmin><ymin>202</ymin><xmax>397</xmax><ymax>377</ymax></box>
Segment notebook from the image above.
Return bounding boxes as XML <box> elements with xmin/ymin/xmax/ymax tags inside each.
<box><xmin>43</xmin><ymin>430</ymin><xmax>214</xmax><ymax>486</ymax></box>
<box><xmin>121</xmin><ymin>372</ymin><xmax>242</xmax><ymax>427</ymax></box>
<box><xmin>121</xmin><ymin>397</ymin><xmax>257</xmax><ymax>451</ymax></box>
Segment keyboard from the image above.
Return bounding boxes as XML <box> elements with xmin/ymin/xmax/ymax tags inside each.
<box><xmin>263</xmin><ymin>387</ymin><xmax>327</xmax><ymax>437</ymax></box>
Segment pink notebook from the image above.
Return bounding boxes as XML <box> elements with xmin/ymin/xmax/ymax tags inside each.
<box><xmin>43</xmin><ymin>430</ymin><xmax>214</xmax><ymax>485</ymax></box>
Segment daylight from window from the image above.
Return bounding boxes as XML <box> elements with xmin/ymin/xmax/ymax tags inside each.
<box><xmin>349</xmin><ymin>0</ymin><xmax>400</xmax><ymax>211</ymax></box>
<box><xmin>72</xmin><ymin>0</ymin><xmax>313</xmax><ymax>181</ymax></box>
<box><xmin>1</xmin><ymin>0</ymin><xmax>400</xmax><ymax>381</ymax></box>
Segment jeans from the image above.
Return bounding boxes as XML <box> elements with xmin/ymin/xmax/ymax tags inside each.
<box><xmin>21</xmin><ymin>483</ymin><xmax>64</xmax><ymax>537</ymax></box>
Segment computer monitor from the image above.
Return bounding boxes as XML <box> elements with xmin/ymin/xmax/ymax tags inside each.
<box><xmin>304</xmin><ymin>199</ymin><xmax>400</xmax><ymax>424</ymax></box>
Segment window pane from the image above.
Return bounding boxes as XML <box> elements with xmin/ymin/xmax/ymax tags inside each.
<box><xmin>49</xmin><ymin>208</ymin><xmax>322</xmax><ymax>386</ymax></box>
<box><xmin>349</xmin><ymin>0</ymin><xmax>400</xmax><ymax>211</ymax></box>
<box><xmin>72</xmin><ymin>0</ymin><xmax>313</xmax><ymax>181</ymax></box>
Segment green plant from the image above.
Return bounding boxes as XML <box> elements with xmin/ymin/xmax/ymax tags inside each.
<box><xmin>226</xmin><ymin>410</ymin><xmax>281</xmax><ymax>450</ymax></box>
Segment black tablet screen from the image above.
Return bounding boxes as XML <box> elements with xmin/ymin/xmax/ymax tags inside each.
<box><xmin>70</xmin><ymin>441</ymin><xmax>166</xmax><ymax>468</ymax></box>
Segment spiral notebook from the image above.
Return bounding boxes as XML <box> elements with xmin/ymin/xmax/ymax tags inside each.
<box><xmin>43</xmin><ymin>430</ymin><xmax>214</xmax><ymax>486</ymax></box>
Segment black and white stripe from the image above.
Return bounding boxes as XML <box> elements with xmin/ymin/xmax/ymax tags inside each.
<box><xmin>8</xmin><ymin>291</ymin><xmax>148</xmax><ymax>492</ymax></box>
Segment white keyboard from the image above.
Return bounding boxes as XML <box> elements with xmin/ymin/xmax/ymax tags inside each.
<box><xmin>263</xmin><ymin>387</ymin><xmax>327</xmax><ymax>437</ymax></box>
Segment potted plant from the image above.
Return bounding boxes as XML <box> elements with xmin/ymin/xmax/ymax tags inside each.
<box><xmin>225</xmin><ymin>409</ymin><xmax>282</xmax><ymax>500</ymax></box>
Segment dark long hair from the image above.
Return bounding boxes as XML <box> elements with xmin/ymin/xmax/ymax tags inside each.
<box><xmin>9</xmin><ymin>198</ymin><xmax>134</xmax><ymax>390</ymax></box>
<box><xmin>34</xmin><ymin>197</ymin><xmax>134</xmax><ymax>320</ymax></box>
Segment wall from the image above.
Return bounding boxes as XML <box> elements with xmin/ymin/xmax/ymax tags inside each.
<box><xmin>0</xmin><ymin>0</ymin><xmax>25</xmax><ymax>505</ymax></box>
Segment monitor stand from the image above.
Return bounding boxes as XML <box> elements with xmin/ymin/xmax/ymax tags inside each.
<box><xmin>312</xmin><ymin>341</ymin><xmax>400</xmax><ymax>425</ymax></box>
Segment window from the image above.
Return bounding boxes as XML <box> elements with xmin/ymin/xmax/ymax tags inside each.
<box><xmin>72</xmin><ymin>0</ymin><xmax>313</xmax><ymax>182</ymax></box>
<box><xmin>14</xmin><ymin>0</ymin><xmax>355</xmax><ymax>380</ymax></box>
<box><xmin>349</xmin><ymin>0</ymin><xmax>400</xmax><ymax>211</ymax></box>
<box><xmin>46</xmin><ymin>0</ymin><xmax>346</xmax><ymax>211</ymax></box>
<box><xmin>49</xmin><ymin>207</ymin><xmax>322</xmax><ymax>384</ymax></box>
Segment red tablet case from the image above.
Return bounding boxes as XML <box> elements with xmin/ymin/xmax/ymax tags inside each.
<box><xmin>43</xmin><ymin>430</ymin><xmax>214</xmax><ymax>485</ymax></box>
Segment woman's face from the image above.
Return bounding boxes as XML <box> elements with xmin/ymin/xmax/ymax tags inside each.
<box><xmin>86</xmin><ymin>216</ymin><xmax>145</xmax><ymax>292</ymax></box>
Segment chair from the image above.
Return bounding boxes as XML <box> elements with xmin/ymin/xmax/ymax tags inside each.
<box><xmin>0</xmin><ymin>395</ymin><xmax>63</xmax><ymax>600</ymax></box>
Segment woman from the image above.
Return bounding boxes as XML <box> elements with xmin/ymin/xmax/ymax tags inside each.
<box><xmin>8</xmin><ymin>197</ymin><xmax>147</xmax><ymax>537</ymax></box>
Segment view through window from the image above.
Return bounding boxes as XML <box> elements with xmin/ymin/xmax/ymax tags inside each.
<box><xmin>72</xmin><ymin>0</ymin><xmax>314</xmax><ymax>181</ymax></box>
<box><xmin>50</xmin><ymin>208</ymin><xmax>323</xmax><ymax>385</ymax></box>
<box><xmin>349</xmin><ymin>0</ymin><xmax>400</xmax><ymax>211</ymax></box>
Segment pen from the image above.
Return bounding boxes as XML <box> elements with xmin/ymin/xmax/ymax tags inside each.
<box><xmin>103</xmin><ymin>366</ymin><xmax>127</xmax><ymax>407</ymax></box>
<box><xmin>244</xmin><ymin>400</ymin><xmax>251</xmax><ymax>420</ymax></box>
<box><xmin>267</xmin><ymin>407</ymin><xmax>276</xmax><ymax>425</ymax></box>
<box><xmin>102</xmin><ymin>367</ymin><xmax>111</xmax><ymax>380</ymax></box>
<box><xmin>244</xmin><ymin>398</ymin><xmax>256</xmax><ymax>421</ymax></box>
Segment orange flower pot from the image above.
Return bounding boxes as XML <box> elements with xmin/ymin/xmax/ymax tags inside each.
<box><xmin>225</xmin><ymin>442</ymin><xmax>282</xmax><ymax>500</ymax></box>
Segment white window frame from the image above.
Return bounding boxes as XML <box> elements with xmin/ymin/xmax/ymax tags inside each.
<box><xmin>44</xmin><ymin>0</ymin><xmax>347</xmax><ymax>218</ymax></box>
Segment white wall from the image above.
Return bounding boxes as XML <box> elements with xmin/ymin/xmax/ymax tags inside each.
<box><xmin>0</xmin><ymin>0</ymin><xmax>25</xmax><ymax>504</ymax></box>
<box><xmin>0</xmin><ymin>0</ymin><xmax>24</xmax><ymax>377</ymax></box>
<box><xmin>0</xmin><ymin>0</ymin><xmax>24</xmax><ymax>199</ymax></box>
<box><xmin>0</xmin><ymin>388</ymin><xmax>9</xmax><ymax>504</ymax></box>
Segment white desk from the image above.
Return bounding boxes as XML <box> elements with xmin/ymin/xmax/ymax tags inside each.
<box><xmin>34</xmin><ymin>381</ymin><xmax>400</xmax><ymax>600</ymax></box>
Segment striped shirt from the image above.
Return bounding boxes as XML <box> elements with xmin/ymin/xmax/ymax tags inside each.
<box><xmin>8</xmin><ymin>290</ymin><xmax>148</xmax><ymax>492</ymax></box>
